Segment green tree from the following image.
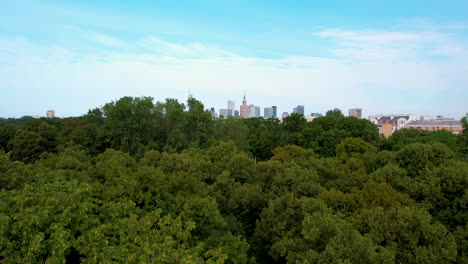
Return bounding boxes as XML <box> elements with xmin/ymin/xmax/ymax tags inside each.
<box><xmin>325</xmin><ymin>108</ymin><xmax>344</xmax><ymax>118</ymax></box>
<box><xmin>395</xmin><ymin>143</ymin><xmax>455</xmax><ymax>177</ymax></box>
<box><xmin>0</xmin><ymin>124</ymin><xmax>19</xmax><ymax>152</ymax></box>
<box><xmin>10</xmin><ymin>130</ymin><xmax>44</xmax><ymax>163</ymax></box>
<box><xmin>101</xmin><ymin>96</ymin><xmax>160</xmax><ymax>155</ymax></box>
<box><xmin>336</xmin><ymin>137</ymin><xmax>377</xmax><ymax>160</ymax></box>
<box><xmin>354</xmin><ymin>206</ymin><xmax>458</xmax><ymax>264</ymax></box>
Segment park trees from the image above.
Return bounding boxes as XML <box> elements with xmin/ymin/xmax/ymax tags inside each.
<box><xmin>0</xmin><ymin>96</ymin><xmax>467</xmax><ymax>263</ymax></box>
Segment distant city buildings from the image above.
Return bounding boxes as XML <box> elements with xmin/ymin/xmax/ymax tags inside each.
<box><xmin>264</xmin><ymin>107</ymin><xmax>273</xmax><ymax>118</ymax></box>
<box><xmin>249</xmin><ymin>105</ymin><xmax>255</xmax><ymax>118</ymax></box>
<box><xmin>406</xmin><ymin>120</ymin><xmax>463</xmax><ymax>135</ymax></box>
<box><xmin>348</xmin><ymin>108</ymin><xmax>362</xmax><ymax>119</ymax></box>
<box><xmin>47</xmin><ymin>110</ymin><xmax>55</xmax><ymax>118</ymax></box>
<box><xmin>227</xmin><ymin>100</ymin><xmax>235</xmax><ymax>116</ymax></box>
<box><xmin>248</xmin><ymin>105</ymin><xmax>260</xmax><ymax>118</ymax></box>
<box><xmin>420</xmin><ymin>115</ymin><xmax>455</xmax><ymax>121</ymax></box>
<box><xmin>210</xmin><ymin>107</ymin><xmax>217</xmax><ymax>118</ymax></box>
<box><xmin>240</xmin><ymin>94</ymin><xmax>249</xmax><ymax>118</ymax></box>
<box><xmin>219</xmin><ymin>109</ymin><xmax>229</xmax><ymax>118</ymax></box>
<box><xmin>304</xmin><ymin>115</ymin><xmax>318</xmax><ymax>122</ymax></box>
<box><xmin>207</xmin><ymin>94</ymin><xmax>466</xmax><ymax>135</ymax></box>
<box><xmin>293</xmin><ymin>105</ymin><xmax>304</xmax><ymax>115</ymax></box>
<box><xmin>218</xmin><ymin>100</ymin><xmax>237</xmax><ymax>119</ymax></box>
<box><xmin>369</xmin><ymin>114</ymin><xmax>417</xmax><ymax>137</ymax></box>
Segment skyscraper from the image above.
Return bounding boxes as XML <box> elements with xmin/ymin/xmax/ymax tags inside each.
<box><xmin>293</xmin><ymin>105</ymin><xmax>304</xmax><ymax>115</ymax></box>
<box><xmin>348</xmin><ymin>108</ymin><xmax>362</xmax><ymax>119</ymax></box>
<box><xmin>227</xmin><ymin>100</ymin><xmax>235</xmax><ymax>117</ymax></box>
<box><xmin>240</xmin><ymin>93</ymin><xmax>249</xmax><ymax>118</ymax></box>
<box><xmin>264</xmin><ymin>107</ymin><xmax>273</xmax><ymax>118</ymax></box>
<box><xmin>47</xmin><ymin>110</ymin><xmax>55</xmax><ymax>118</ymax></box>
<box><xmin>210</xmin><ymin>107</ymin><xmax>217</xmax><ymax>118</ymax></box>
<box><xmin>272</xmin><ymin>106</ymin><xmax>277</xmax><ymax>118</ymax></box>
<box><xmin>255</xmin><ymin>106</ymin><xmax>261</xmax><ymax>118</ymax></box>
<box><xmin>219</xmin><ymin>109</ymin><xmax>229</xmax><ymax>119</ymax></box>
<box><xmin>249</xmin><ymin>104</ymin><xmax>256</xmax><ymax>118</ymax></box>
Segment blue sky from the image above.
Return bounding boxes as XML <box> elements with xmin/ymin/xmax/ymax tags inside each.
<box><xmin>1</xmin><ymin>0</ymin><xmax>467</xmax><ymax>118</ymax></box>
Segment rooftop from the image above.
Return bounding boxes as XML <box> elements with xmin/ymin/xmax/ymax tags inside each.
<box><xmin>407</xmin><ymin>120</ymin><xmax>462</xmax><ymax>126</ymax></box>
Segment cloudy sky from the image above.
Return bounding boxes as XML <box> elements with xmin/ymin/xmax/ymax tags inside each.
<box><xmin>1</xmin><ymin>0</ymin><xmax>467</xmax><ymax>118</ymax></box>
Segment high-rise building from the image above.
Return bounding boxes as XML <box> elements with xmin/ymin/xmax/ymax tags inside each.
<box><xmin>227</xmin><ymin>100</ymin><xmax>235</xmax><ymax>117</ymax></box>
<box><xmin>240</xmin><ymin>93</ymin><xmax>249</xmax><ymax>118</ymax></box>
<box><xmin>349</xmin><ymin>108</ymin><xmax>362</xmax><ymax>119</ymax></box>
<box><xmin>219</xmin><ymin>109</ymin><xmax>229</xmax><ymax>119</ymax></box>
<box><xmin>272</xmin><ymin>106</ymin><xmax>277</xmax><ymax>118</ymax></box>
<box><xmin>47</xmin><ymin>110</ymin><xmax>55</xmax><ymax>118</ymax></box>
<box><xmin>293</xmin><ymin>105</ymin><xmax>304</xmax><ymax>115</ymax></box>
<box><xmin>255</xmin><ymin>106</ymin><xmax>261</xmax><ymax>118</ymax></box>
<box><xmin>249</xmin><ymin>104</ymin><xmax>256</xmax><ymax>118</ymax></box>
<box><xmin>234</xmin><ymin>110</ymin><xmax>239</xmax><ymax>118</ymax></box>
<box><xmin>264</xmin><ymin>107</ymin><xmax>273</xmax><ymax>118</ymax></box>
<box><xmin>311</xmin><ymin>113</ymin><xmax>323</xmax><ymax>117</ymax></box>
<box><xmin>210</xmin><ymin>107</ymin><xmax>217</xmax><ymax>118</ymax></box>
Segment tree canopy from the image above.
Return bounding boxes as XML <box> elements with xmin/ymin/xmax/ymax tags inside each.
<box><xmin>0</xmin><ymin>96</ymin><xmax>466</xmax><ymax>263</ymax></box>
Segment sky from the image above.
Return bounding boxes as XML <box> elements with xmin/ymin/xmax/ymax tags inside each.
<box><xmin>1</xmin><ymin>0</ymin><xmax>467</xmax><ymax>118</ymax></box>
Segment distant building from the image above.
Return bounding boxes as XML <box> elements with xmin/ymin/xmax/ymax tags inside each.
<box><xmin>281</xmin><ymin>112</ymin><xmax>289</xmax><ymax>119</ymax></box>
<box><xmin>304</xmin><ymin>115</ymin><xmax>318</xmax><ymax>122</ymax></box>
<box><xmin>311</xmin><ymin>113</ymin><xmax>323</xmax><ymax>117</ymax></box>
<box><xmin>348</xmin><ymin>108</ymin><xmax>362</xmax><ymax>118</ymax></box>
<box><xmin>380</xmin><ymin>123</ymin><xmax>393</xmax><ymax>138</ymax></box>
<box><xmin>293</xmin><ymin>105</ymin><xmax>304</xmax><ymax>115</ymax></box>
<box><xmin>227</xmin><ymin>100</ymin><xmax>235</xmax><ymax>117</ymax></box>
<box><xmin>406</xmin><ymin>120</ymin><xmax>463</xmax><ymax>135</ymax></box>
<box><xmin>47</xmin><ymin>110</ymin><xmax>55</xmax><ymax>118</ymax></box>
<box><xmin>29</xmin><ymin>115</ymin><xmax>41</xmax><ymax>119</ymax></box>
<box><xmin>240</xmin><ymin>93</ymin><xmax>249</xmax><ymax>118</ymax></box>
<box><xmin>234</xmin><ymin>110</ymin><xmax>239</xmax><ymax>118</ymax></box>
<box><xmin>264</xmin><ymin>107</ymin><xmax>273</xmax><ymax>118</ymax></box>
<box><xmin>255</xmin><ymin>106</ymin><xmax>261</xmax><ymax>118</ymax></box>
<box><xmin>272</xmin><ymin>106</ymin><xmax>277</xmax><ymax>118</ymax></box>
<box><xmin>248</xmin><ymin>105</ymin><xmax>260</xmax><ymax>118</ymax></box>
<box><xmin>210</xmin><ymin>107</ymin><xmax>217</xmax><ymax>118</ymax></box>
<box><xmin>368</xmin><ymin>114</ymin><xmax>416</xmax><ymax>136</ymax></box>
<box><xmin>219</xmin><ymin>109</ymin><xmax>229</xmax><ymax>119</ymax></box>
<box><xmin>249</xmin><ymin>105</ymin><xmax>256</xmax><ymax>118</ymax></box>
<box><xmin>420</xmin><ymin>115</ymin><xmax>455</xmax><ymax>121</ymax></box>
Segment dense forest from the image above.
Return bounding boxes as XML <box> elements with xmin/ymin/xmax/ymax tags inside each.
<box><xmin>0</xmin><ymin>96</ymin><xmax>467</xmax><ymax>263</ymax></box>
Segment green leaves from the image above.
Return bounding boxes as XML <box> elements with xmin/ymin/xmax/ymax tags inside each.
<box><xmin>0</xmin><ymin>96</ymin><xmax>467</xmax><ymax>264</ymax></box>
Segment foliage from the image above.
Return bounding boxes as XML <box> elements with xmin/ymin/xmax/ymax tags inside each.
<box><xmin>0</xmin><ymin>96</ymin><xmax>466</xmax><ymax>263</ymax></box>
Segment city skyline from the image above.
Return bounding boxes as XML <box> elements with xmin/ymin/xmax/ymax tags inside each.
<box><xmin>1</xmin><ymin>92</ymin><xmax>467</xmax><ymax>120</ymax></box>
<box><xmin>1</xmin><ymin>1</ymin><xmax>467</xmax><ymax>118</ymax></box>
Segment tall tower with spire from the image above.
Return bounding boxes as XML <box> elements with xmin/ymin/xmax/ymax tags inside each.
<box><xmin>240</xmin><ymin>92</ymin><xmax>249</xmax><ymax>118</ymax></box>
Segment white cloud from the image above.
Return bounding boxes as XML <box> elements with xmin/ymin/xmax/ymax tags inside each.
<box><xmin>0</xmin><ymin>28</ymin><xmax>467</xmax><ymax>118</ymax></box>
<box><xmin>137</xmin><ymin>36</ymin><xmax>236</xmax><ymax>58</ymax></box>
<box><xmin>87</xmin><ymin>33</ymin><xmax>126</xmax><ymax>48</ymax></box>
<box><xmin>316</xmin><ymin>28</ymin><xmax>459</xmax><ymax>61</ymax></box>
